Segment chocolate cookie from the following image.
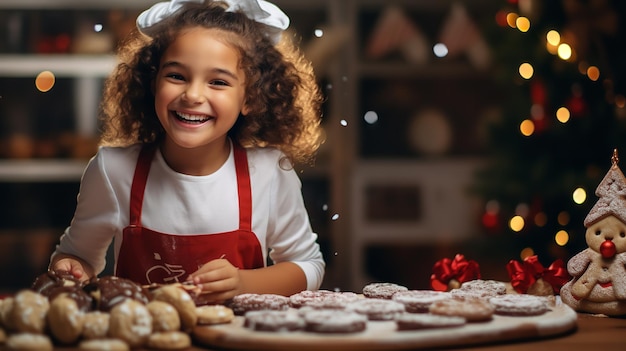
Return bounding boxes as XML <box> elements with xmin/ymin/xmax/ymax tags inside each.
<box><xmin>84</xmin><ymin>276</ymin><xmax>149</xmax><ymax>312</ymax></box>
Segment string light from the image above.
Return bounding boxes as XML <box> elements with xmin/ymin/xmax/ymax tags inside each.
<box><xmin>586</xmin><ymin>66</ymin><xmax>600</xmax><ymax>81</ymax></box>
<box><xmin>555</xmin><ymin>230</ymin><xmax>569</xmax><ymax>246</ymax></box>
<box><xmin>509</xmin><ymin>215</ymin><xmax>525</xmax><ymax>232</ymax></box>
<box><xmin>518</xmin><ymin>63</ymin><xmax>534</xmax><ymax>79</ymax></box>
<box><xmin>35</xmin><ymin>71</ymin><xmax>55</xmax><ymax>92</ymax></box>
<box><xmin>556</xmin><ymin>107</ymin><xmax>570</xmax><ymax>123</ymax></box>
<box><xmin>519</xmin><ymin>119</ymin><xmax>535</xmax><ymax>136</ymax></box>
<box><xmin>516</xmin><ymin>17</ymin><xmax>531</xmax><ymax>32</ymax></box>
<box><xmin>520</xmin><ymin>247</ymin><xmax>534</xmax><ymax>260</ymax></box>
<box><xmin>506</xmin><ymin>12</ymin><xmax>519</xmax><ymax>28</ymax></box>
<box><xmin>557</xmin><ymin>43</ymin><xmax>572</xmax><ymax>60</ymax></box>
<box><xmin>572</xmin><ymin>187</ymin><xmax>587</xmax><ymax>204</ymax></box>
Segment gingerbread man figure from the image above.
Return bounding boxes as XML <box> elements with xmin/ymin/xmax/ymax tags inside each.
<box><xmin>561</xmin><ymin>150</ymin><xmax>626</xmax><ymax>316</ymax></box>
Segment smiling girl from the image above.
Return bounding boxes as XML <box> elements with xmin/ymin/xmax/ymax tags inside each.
<box><xmin>50</xmin><ymin>0</ymin><xmax>325</xmax><ymax>303</ymax></box>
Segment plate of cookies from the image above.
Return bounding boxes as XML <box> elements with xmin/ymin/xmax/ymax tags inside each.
<box><xmin>193</xmin><ymin>281</ymin><xmax>578</xmax><ymax>351</ymax></box>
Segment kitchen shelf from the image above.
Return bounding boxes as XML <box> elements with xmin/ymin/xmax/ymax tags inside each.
<box><xmin>0</xmin><ymin>54</ymin><xmax>116</xmax><ymax>77</ymax></box>
<box><xmin>0</xmin><ymin>159</ymin><xmax>87</xmax><ymax>182</ymax></box>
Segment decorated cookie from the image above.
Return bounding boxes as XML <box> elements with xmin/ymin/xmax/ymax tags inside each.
<box><xmin>560</xmin><ymin>150</ymin><xmax>626</xmax><ymax>316</ymax></box>
<box><xmin>108</xmin><ymin>299</ymin><xmax>153</xmax><ymax>348</ymax></box>
<box><xmin>362</xmin><ymin>282</ymin><xmax>408</xmax><ymax>299</ymax></box>
<box><xmin>47</xmin><ymin>295</ymin><xmax>85</xmax><ymax>344</ymax></box>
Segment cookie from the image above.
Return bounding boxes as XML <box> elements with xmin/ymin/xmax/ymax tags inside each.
<box><xmin>458</xmin><ymin>279</ymin><xmax>507</xmax><ymax>297</ymax></box>
<box><xmin>9</xmin><ymin>290</ymin><xmax>49</xmax><ymax>333</ymax></box>
<box><xmin>362</xmin><ymin>282</ymin><xmax>408</xmax><ymax>299</ymax></box>
<box><xmin>47</xmin><ymin>295</ymin><xmax>84</xmax><ymax>344</ymax></box>
<box><xmin>84</xmin><ymin>276</ymin><xmax>149</xmax><ymax>312</ymax></box>
<box><xmin>346</xmin><ymin>298</ymin><xmax>405</xmax><ymax>320</ymax></box>
<box><xmin>150</xmin><ymin>284</ymin><xmax>197</xmax><ymax>332</ymax></box>
<box><xmin>302</xmin><ymin>309</ymin><xmax>367</xmax><ymax>334</ymax></box>
<box><xmin>5</xmin><ymin>333</ymin><xmax>53</xmax><ymax>351</ymax></box>
<box><xmin>196</xmin><ymin>305</ymin><xmax>235</xmax><ymax>325</ymax></box>
<box><xmin>146</xmin><ymin>331</ymin><xmax>191</xmax><ymax>350</ymax></box>
<box><xmin>78</xmin><ymin>338</ymin><xmax>130</xmax><ymax>351</ymax></box>
<box><xmin>31</xmin><ymin>269</ymin><xmax>81</xmax><ymax>296</ymax></box>
<box><xmin>147</xmin><ymin>300</ymin><xmax>181</xmax><ymax>332</ymax></box>
<box><xmin>244</xmin><ymin>310</ymin><xmax>305</xmax><ymax>332</ymax></box>
<box><xmin>489</xmin><ymin>294</ymin><xmax>549</xmax><ymax>316</ymax></box>
<box><xmin>392</xmin><ymin>290</ymin><xmax>452</xmax><ymax>313</ymax></box>
<box><xmin>81</xmin><ymin>311</ymin><xmax>110</xmax><ymax>340</ymax></box>
<box><xmin>108</xmin><ymin>299</ymin><xmax>153</xmax><ymax>348</ymax></box>
<box><xmin>228</xmin><ymin>293</ymin><xmax>290</xmax><ymax>315</ymax></box>
<box><xmin>0</xmin><ymin>297</ymin><xmax>15</xmax><ymax>330</ymax></box>
<box><xmin>429</xmin><ymin>296</ymin><xmax>495</xmax><ymax>322</ymax></box>
<box><xmin>289</xmin><ymin>290</ymin><xmax>359</xmax><ymax>309</ymax></box>
<box><xmin>395</xmin><ymin>313</ymin><xmax>466</xmax><ymax>330</ymax></box>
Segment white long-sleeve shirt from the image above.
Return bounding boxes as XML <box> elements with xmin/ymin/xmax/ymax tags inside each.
<box><xmin>54</xmin><ymin>143</ymin><xmax>325</xmax><ymax>290</ymax></box>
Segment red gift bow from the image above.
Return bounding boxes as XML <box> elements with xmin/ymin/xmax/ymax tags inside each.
<box><xmin>506</xmin><ymin>255</ymin><xmax>570</xmax><ymax>294</ymax></box>
<box><xmin>430</xmin><ymin>254</ymin><xmax>481</xmax><ymax>291</ymax></box>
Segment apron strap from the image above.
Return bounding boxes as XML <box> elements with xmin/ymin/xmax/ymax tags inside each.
<box><xmin>129</xmin><ymin>145</ymin><xmax>157</xmax><ymax>227</ymax></box>
<box><xmin>233</xmin><ymin>144</ymin><xmax>252</xmax><ymax>232</ymax></box>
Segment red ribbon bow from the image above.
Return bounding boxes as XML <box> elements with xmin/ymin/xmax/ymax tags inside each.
<box><xmin>430</xmin><ymin>254</ymin><xmax>481</xmax><ymax>291</ymax></box>
<box><xmin>506</xmin><ymin>255</ymin><xmax>570</xmax><ymax>294</ymax></box>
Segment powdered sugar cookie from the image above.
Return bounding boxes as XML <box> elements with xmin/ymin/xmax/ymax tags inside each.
<box><xmin>6</xmin><ymin>333</ymin><xmax>53</xmax><ymax>351</ymax></box>
<box><xmin>244</xmin><ymin>310</ymin><xmax>304</xmax><ymax>332</ymax></box>
<box><xmin>229</xmin><ymin>293</ymin><xmax>290</xmax><ymax>315</ymax></box>
<box><xmin>47</xmin><ymin>295</ymin><xmax>84</xmax><ymax>344</ymax></box>
<box><xmin>362</xmin><ymin>282</ymin><xmax>408</xmax><ymax>299</ymax></box>
<box><xmin>108</xmin><ymin>299</ymin><xmax>152</xmax><ymax>348</ymax></box>
<box><xmin>429</xmin><ymin>296</ymin><xmax>495</xmax><ymax>322</ymax></box>
<box><xmin>395</xmin><ymin>313</ymin><xmax>466</xmax><ymax>330</ymax></box>
<box><xmin>81</xmin><ymin>311</ymin><xmax>110</xmax><ymax>340</ymax></box>
<box><xmin>489</xmin><ymin>294</ymin><xmax>549</xmax><ymax>316</ymax></box>
<box><xmin>147</xmin><ymin>300</ymin><xmax>180</xmax><ymax>332</ymax></box>
<box><xmin>346</xmin><ymin>298</ymin><xmax>405</xmax><ymax>320</ymax></box>
<box><xmin>78</xmin><ymin>338</ymin><xmax>129</xmax><ymax>351</ymax></box>
<box><xmin>458</xmin><ymin>280</ymin><xmax>507</xmax><ymax>297</ymax></box>
<box><xmin>303</xmin><ymin>309</ymin><xmax>367</xmax><ymax>333</ymax></box>
<box><xmin>289</xmin><ymin>290</ymin><xmax>360</xmax><ymax>309</ymax></box>
<box><xmin>147</xmin><ymin>331</ymin><xmax>191</xmax><ymax>350</ymax></box>
<box><xmin>392</xmin><ymin>290</ymin><xmax>452</xmax><ymax>313</ymax></box>
<box><xmin>9</xmin><ymin>290</ymin><xmax>49</xmax><ymax>334</ymax></box>
<box><xmin>196</xmin><ymin>305</ymin><xmax>235</xmax><ymax>325</ymax></box>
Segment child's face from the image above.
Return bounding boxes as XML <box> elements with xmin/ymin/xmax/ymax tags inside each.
<box><xmin>154</xmin><ymin>27</ymin><xmax>248</xmax><ymax>150</ymax></box>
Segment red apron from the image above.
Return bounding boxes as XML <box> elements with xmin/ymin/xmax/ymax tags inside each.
<box><xmin>116</xmin><ymin>144</ymin><xmax>265</xmax><ymax>285</ymax></box>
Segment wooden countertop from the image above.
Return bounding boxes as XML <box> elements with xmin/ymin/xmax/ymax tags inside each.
<box><xmin>1</xmin><ymin>312</ymin><xmax>623</xmax><ymax>350</ymax></box>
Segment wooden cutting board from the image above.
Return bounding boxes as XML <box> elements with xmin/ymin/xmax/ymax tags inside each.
<box><xmin>192</xmin><ymin>300</ymin><xmax>577</xmax><ymax>351</ymax></box>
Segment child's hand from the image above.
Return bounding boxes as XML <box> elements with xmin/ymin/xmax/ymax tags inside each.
<box><xmin>52</xmin><ymin>256</ymin><xmax>93</xmax><ymax>283</ymax></box>
<box><xmin>188</xmin><ymin>258</ymin><xmax>241</xmax><ymax>303</ymax></box>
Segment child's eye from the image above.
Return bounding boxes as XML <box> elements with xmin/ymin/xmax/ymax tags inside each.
<box><xmin>210</xmin><ymin>80</ymin><xmax>229</xmax><ymax>86</ymax></box>
<box><xmin>165</xmin><ymin>73</ymin><xmax>185</xmax><ymax>81</ymax></box>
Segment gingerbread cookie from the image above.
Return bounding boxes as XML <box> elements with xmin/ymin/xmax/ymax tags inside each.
<box><xmin>108</xmin><ymin>299</ymin><xmax>153</xmax><ymax>348</ymax></box>
<box><xmin>395</xmin><ymin>313</ymin><xmax>466</xmax><ymax>330</ymax></box>
<box><xmin>84</xmin><ymin>276</ymin><xmax>149</xmax><ymax>312</ymax></box>
<box><xmin>392</xmin><ymin>290</ymin><xmax>452</xmax><ymax>313</ymax></box>
<box><xmin>362</xmin><ymin>282</ymin><xmax>408</xmax><ymax>299</ymax></box>
<box><xmin>47</xmin><ymin>295</ymin><xmax>84</xmax><ymax>344</ymax></box>
<box><xmin>196</xmin><ymin>305</ymin><xmax>235</xmax><ymax>325</ymax></box>
<box><xmin>244</xmin><ymin>310</ymin><xmax>304</xmax><ymax>332</ymax></box>
<box><xmin>429</xmin><ymin>296</ymin><xmax>495</xmax><ymax>322</ymax></box>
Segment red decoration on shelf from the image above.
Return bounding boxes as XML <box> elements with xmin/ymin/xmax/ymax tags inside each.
<box><xmin>430</xmin><ymin>254</ymin><xmax>481</xmax><ymax>291</ymax></box>
<box><xmin>506</xmin><ymin>255</ymin><xmax>570</xmax><ymax>294</ymax></box>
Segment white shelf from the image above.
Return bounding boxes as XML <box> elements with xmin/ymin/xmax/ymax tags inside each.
<box><xmin>0</xmin><ymin>159</ymin><xmax>87</xmax><ymax>182</ymax></box>
<box><xmin>0</xmin><ymin>55</ymin><xmax>116</xmax><ymax>78</ymax></box>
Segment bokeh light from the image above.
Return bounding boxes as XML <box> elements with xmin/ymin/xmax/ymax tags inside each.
<box><xmin>506</xmin><ymin>12</ymin><xmax>518</xmax><ymax>28</ymax></box>
<box><xmin>516</xmin><ymin>17</ymin><xmax>530</xmax><ymax>32</ymax></box>
<box><xmin>534</xmin><ymin>212</ymin><xmax>547</xmax><ymax>227</ymax></box>
<box><xmin>555</xmin><ymin>230</ymin><xmax>569</xmax><ymax>246</ymax></box>
<box><xmin>518</xmin><ymin>63</ymin><xmax>534</xmax><ymax>79</ymax></box>
<box><xmin>520</xmin><ymin>247</ymin><xmax>534</xmax><ymax>260</ymax></box>
<box><xmin>364</xmin><ymin>111</ymin><xmax>378</xmax><ymax>124</ymax></box>
<box><xmin>556</xmin><ymin>107</ymin><xmax>570</xmax><ymax>123</ymax></box>
<box><xmin>546</xmin><ymin>30</ymin><xmax>560</xmax><ymax>46</ymax></box>
<box><xmin>35</xmin><ymin>71</ymin><xmax>55</xmax><ymax>92</ymax></box>
<box><xmin>433</xmin><ymin>43</ymin><xmax>448</xmax><ymax>58</ymax></box>
<box><xmin>572</xmin><ymin>187</ymin><xmax>586</xmax><ymax>204</ymax></box>
<box><xmin>557</xmin><ymin>43</ymin><xmax>572</xmax><ymax>60</ymax></box>
<box><xmin>509</xmin><ymin>215</ymin><xmax>525</xmax><ymax>232</ymax></box>
<box><xmin>519</xmin><ymin>119</ymin><xmax>535</xmax><ymax>136</ymax></box>
<box><xmin>586</xmin><ymin>66</ymin><xmax>600</xmax><ymax>81</ymax></box>
<box><xmin>557</xmin><ymin>211</ymin><xmax>570</xmax><ymax>226</ymax></box>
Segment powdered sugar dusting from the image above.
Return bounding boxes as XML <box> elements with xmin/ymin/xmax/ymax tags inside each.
<box><xmin>584</xmin><ymin>163</ymin><xmax>626</xmax><ymax>226</ymax></box>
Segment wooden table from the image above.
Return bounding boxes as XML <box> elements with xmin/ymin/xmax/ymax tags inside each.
<box><xmin>1</xmin><ymin>313</ymin><xmax>623</xmax><ymax>351</ymax></box>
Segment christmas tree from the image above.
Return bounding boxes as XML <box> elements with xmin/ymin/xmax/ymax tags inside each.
<box><xmin>474</xmin><ymin>0</ymin><xmax>626</xmax><ymax>264</ymax></box>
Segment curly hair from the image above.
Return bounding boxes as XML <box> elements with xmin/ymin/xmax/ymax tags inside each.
<box><xmin>99</xmin><ymin>1</ymin><xmax>324</xmax><ymax>165</ymax></box>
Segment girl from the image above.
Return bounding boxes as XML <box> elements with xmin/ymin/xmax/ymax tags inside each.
<box><xmin>50</xmin><ymin>0</ymin><xmax>326</xmax><ymax>303</ymax></box>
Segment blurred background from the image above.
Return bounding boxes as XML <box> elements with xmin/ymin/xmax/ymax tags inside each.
<box><xmin>1</xmin><ymin>0</ymin><xmax>626</xmax><ymax>293</ymax></box>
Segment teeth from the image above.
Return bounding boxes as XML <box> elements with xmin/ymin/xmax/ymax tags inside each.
<box><xmin>175</xmin><ymin>111</ymin><xmax>210</xmax><ymax>122</ymax></box>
